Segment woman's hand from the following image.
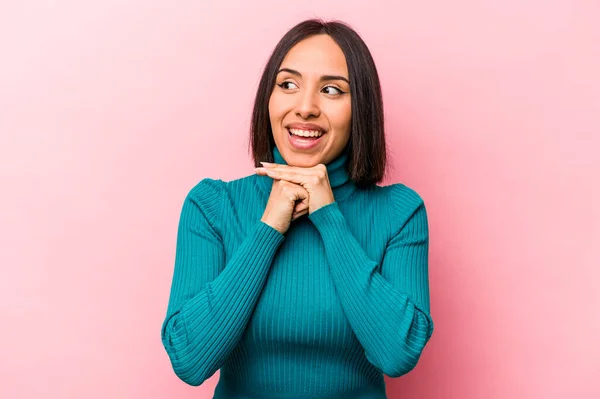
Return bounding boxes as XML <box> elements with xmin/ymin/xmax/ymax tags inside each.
<box><xmin>255</xmin><ymin>162</ymin><xmax>335</xmax><ymax>216</ymax></box>
<box><xmin>259</xmin><ymin>178</ymin><xmax>310</xmax><ymax>235</ymax></box>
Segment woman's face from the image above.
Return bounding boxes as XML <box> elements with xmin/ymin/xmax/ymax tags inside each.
<box><xmin>268</xmin><ymin>34</ymin><xmax>351</xmax><ymax>167</ymax></box>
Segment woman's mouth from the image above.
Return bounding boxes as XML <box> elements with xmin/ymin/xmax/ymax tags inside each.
<box><xmin>287</xmin><ymin>128</ymin><xmax>326</xmax><ymax>150</ymax></box>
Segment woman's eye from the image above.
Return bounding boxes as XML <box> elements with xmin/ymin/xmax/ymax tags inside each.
<box><xmin>323</xmin><ymin>86</ymin><xmax>344</xmax><ymax>95</ymax></box>
<box><xmin>279</xmin><ymin>81</ymin><xmax>298</xmax><ymax>90</ymax></box>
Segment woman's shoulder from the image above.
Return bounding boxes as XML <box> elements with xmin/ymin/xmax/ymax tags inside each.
<box><xmin>184</xmin><ymin>173</ymin><xmax>263</xmax><ymax>210</ymax></box>
<box><xmin>186</xmin><ymin>177</ymin><xmax>225</xmax><ymax>201</ymax></box>
<box><xmin>370</xmin><ymin>181</ymin><xmax>424</xmax><ymax>205</ymax></box>
<box><xmin>368</xmin><ymin>182</ymin><xmax>426</xmax><ymax>223</ymax></box>
<box><xmin>186</xmin><ymin>173</ymin><xmax>257</xmax><ymax>196</ymax></box>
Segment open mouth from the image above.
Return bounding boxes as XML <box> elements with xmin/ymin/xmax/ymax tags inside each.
<box><xmin>287</xmin><ymin>128</ymin><xmax>326</xmax><ymax>140</ymax></box>
<box><xmin>286</xmin><ymin>128</ymin><xmax>327</xmax><ymax>149</ymax></box>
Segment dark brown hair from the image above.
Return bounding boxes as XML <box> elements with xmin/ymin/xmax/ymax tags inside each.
<box><xmin>249</xmin><ymin>18</ymin><xmax>387</xmax><ymax>188</ymax></box>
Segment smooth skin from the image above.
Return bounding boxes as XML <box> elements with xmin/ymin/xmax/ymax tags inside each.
<box><xmin>258</xmin><ymin>34</ymin><xmax>352</xmax><ymax>234</ymax></box>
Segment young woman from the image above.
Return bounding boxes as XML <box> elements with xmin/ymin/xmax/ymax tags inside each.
<box><xmin>161</xmin><ymin>18</ymin><xmax>434</xmax><ymax>399</ymax></box>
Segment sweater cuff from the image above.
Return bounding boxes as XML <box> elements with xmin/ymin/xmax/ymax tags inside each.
<box><xmin>308</xmin><ymin>201</ymin><xmax>348</xmax><ymax>235</ymax></box>
<box><xmin>255</xmin><ymin>220</ymin><xmax>286</xmax><ymax>245</ymax></box>
<box><xmin>308</xmin><ymin>201</ymin><xmax>377</xmax><ymax>273</ymax></box>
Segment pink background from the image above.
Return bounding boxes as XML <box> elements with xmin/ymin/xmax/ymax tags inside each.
<box><xmin>1</xmin><ymin>1</ymin><xmax>598</xmax><ymax>398</ymax></box>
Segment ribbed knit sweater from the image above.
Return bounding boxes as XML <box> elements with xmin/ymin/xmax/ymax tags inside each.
<box><xmin>160</xmin><ymin>145</ymin><xmax>434</xmax><ymax>398</ymax></box>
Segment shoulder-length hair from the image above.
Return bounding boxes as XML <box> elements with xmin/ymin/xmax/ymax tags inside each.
<box><xmin>249</xmin><ymin>18</ymin><xmax>387</xmax><ymax>188</ymax></box>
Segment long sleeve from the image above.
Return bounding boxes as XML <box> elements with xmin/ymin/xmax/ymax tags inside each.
<box><xmin>160</xmin><ymin>178</ymin><xmax>285</xmax><ymax>386</ymax></box>
<box><xmin>307</xmin><ymin>187</ymin><xmax>434</xmax><ymax>378</ymax></box>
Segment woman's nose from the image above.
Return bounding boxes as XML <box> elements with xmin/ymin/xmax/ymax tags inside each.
<box><xmin>295</xmin><ymin>90</ymin><xmax>320</xmax><ymax>119</ymax></box>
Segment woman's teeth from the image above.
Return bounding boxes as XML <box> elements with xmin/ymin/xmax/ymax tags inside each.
<box><xmin>288</xmin><ymin>128</ymin><xmax>324</xmax><ymax>138</ymax></box>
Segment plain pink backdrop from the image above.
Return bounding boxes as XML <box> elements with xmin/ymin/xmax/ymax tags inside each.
<box><xmin>1</xmin><ymin>1</ymin><xmax>598</xmax><ymax>398</ymax></box>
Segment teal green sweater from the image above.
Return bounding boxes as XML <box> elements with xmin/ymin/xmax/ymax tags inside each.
<box><xmin>161</xmin><ymin>145</ymin><xmax>434</xmax><ymax>398</ymax></box>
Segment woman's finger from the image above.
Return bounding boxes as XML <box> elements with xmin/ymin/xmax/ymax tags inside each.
<box><xmin>294</xmin><ymin>200</ymin><xmax>309</xmax><ymax>213</ymax></box>
<box><xmin>261</xmin><ymin>168</ymin><xmax>307</xmax><ymax>185</ymax></box>
<box><xmin>292</xmin><ymin>209</ymin><xmax>308</xmax><ymax>220</ymax></box>
<box><xmin>261</xmin><ymin>163</ymin><xmax>315</xmax><ymax>175</ymax></box>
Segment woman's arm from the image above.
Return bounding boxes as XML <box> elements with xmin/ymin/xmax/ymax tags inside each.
<box><xmin>161</xmin><ymin>178</ymin><xmax>285</xmax><ymax>386</ymax></box>
<box><xmin>308</xmin><ymin>185</ymin><xmax>434</xmax><ymax>378</ymax></box>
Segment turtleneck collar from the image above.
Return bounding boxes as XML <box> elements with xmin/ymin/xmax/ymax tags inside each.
<box><xmin>257</xmin><ymin>145</ymin><xmax>358</xmax><ymax>202</ymax></box>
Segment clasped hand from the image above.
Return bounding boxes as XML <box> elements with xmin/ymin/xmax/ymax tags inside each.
<box><xmin>255</xmin><ymin>162</ymin><xmax>335</xmax><ymax>217</ymax></box>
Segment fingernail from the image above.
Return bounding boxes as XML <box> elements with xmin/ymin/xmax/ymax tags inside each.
<box><xmin>260</xmin><ymin>162</ymin><xmax>274</xmax><ymax>166</ymax></box>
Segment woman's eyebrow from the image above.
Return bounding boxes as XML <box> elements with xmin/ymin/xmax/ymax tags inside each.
<box><xmin>277</xmin><ymin>68</ymin><xmax>349</xmax><ymax>84</ymax></box>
